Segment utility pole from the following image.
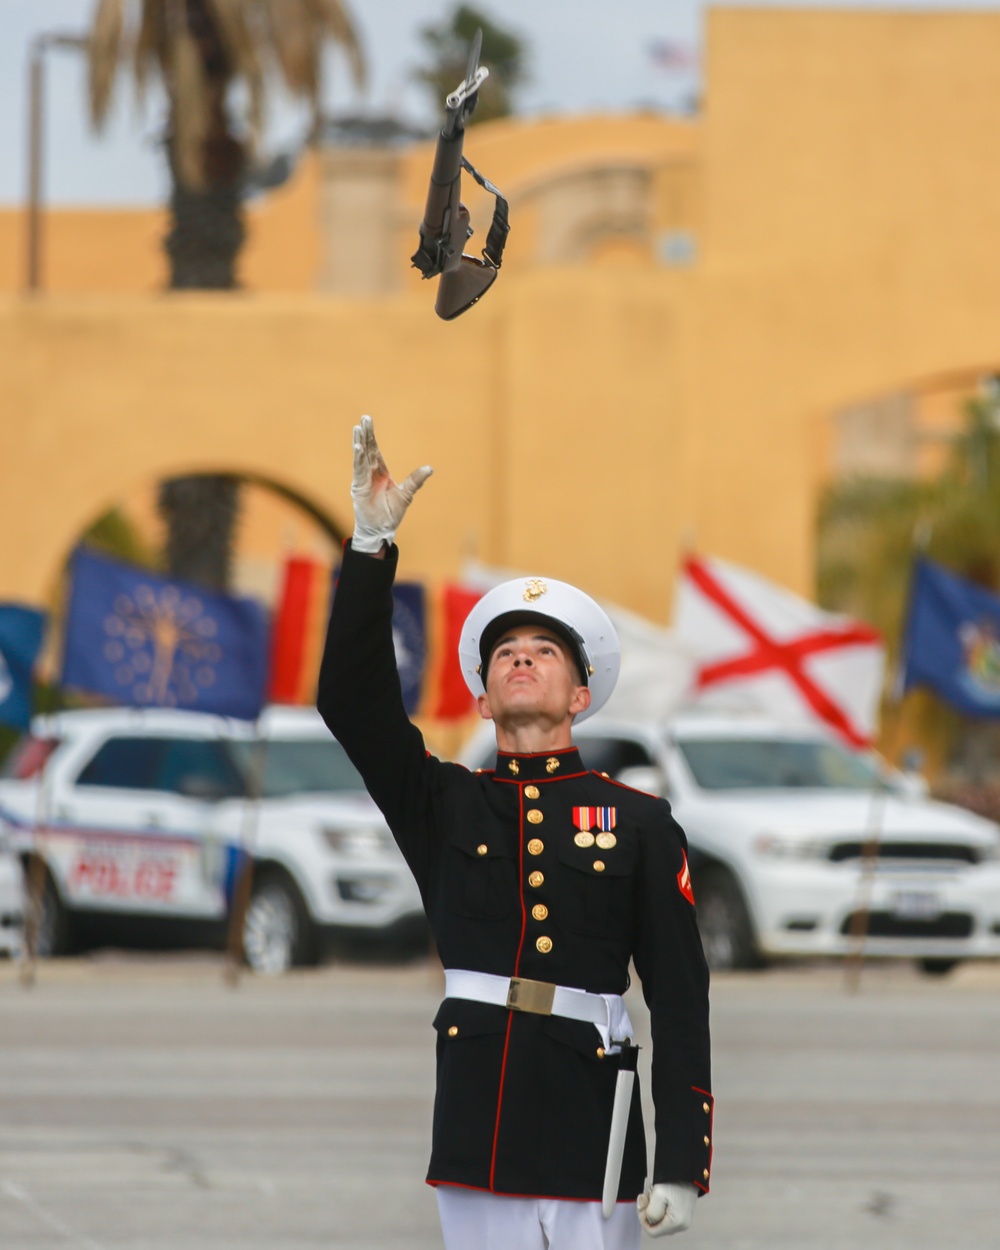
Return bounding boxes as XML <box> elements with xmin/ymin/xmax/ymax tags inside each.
<box><xmin>25</xmin><ymin>31</ymin><xmax>89</xmax><ymax>294</ymax></box>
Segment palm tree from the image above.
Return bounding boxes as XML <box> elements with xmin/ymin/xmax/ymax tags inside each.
<box><xmin>87</xmin><ymin>0</ymin><xmax>365</xmax><ymax>588</ymax></box>
<box><xmin>87</xmin><ymin>0</ymin><xmax>365</xmax><ymax>289</ymax></box>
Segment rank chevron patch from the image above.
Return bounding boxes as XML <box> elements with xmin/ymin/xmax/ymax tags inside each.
<box><xmin>572</xmin><ymin>806</ymin><xmax>617</xmax><ymax>833</ymax></box>
<box><xmin>677</xmin><ymin>850</ymin><xmax>696</xmax><ymax>905</ymax></box>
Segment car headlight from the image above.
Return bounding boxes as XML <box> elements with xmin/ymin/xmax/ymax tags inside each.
<box><xmin>753</xmin><ymin>833</ymin><xmax>829</xmax><ymax>860</ymax></box>
<box><xmin>321</xmin><ymin>826</ymin><xmax>393</xmax><ymax>856</ymax></box>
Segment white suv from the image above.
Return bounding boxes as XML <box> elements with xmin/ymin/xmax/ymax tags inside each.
<box><xmin>0</xmin><ymin>823</ymin><xmax>23</xmax><ymax>957</ymax></box>
<box><xmin>0</xmin><ymin>706</ymin><xmax>425</xmax><ymax>972</ymax></box>
<box><xmin>461</xmin><ymin>714</ymin><xmax>1000</xmax><ymax>974</ymax></box>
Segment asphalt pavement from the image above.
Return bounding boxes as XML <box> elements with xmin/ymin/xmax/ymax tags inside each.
<box><xmin>1</xmin><ymin>953</ymin><xmax>998</xmax><ymax>1250</ymax></box>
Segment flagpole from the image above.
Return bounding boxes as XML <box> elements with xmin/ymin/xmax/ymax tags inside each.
<box><xmin>20</xmin><ymin>747</ymin><xmax>53</xmax><ymax>989</ymax></box>
<box><xmin>844</xmin><ymin>528</ymin><xmax>928</xmax><ymax>994</ymax></box>
<box><xmin>224</xmin><ymin>722</ymin><xmax>268</xmax><ymax>987</ymax></box>
<box><xmin>843</xmin><ymin>688</ymin><xmax>909</xmax><ymax>994</ymax></box>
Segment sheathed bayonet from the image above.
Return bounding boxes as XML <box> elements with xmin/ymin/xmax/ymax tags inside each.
<box><xmin>602</xmin><ymin>1039</ymin><xmax>640</xmax><ymax>1218</ymax></box>
<box><xmin>411</xmin><ymin>29</ymin><xmax>510</xmax><ymax>320</ymax></box>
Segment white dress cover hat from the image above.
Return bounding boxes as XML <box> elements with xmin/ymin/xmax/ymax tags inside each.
<box><xmin>459</xmin><ymin>576</ymin><xmax>621</xmax><ymax>724</ymax></box>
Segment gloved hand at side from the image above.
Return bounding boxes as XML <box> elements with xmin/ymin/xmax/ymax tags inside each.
<box><xmin>350</xmin><ymin>415</ymin><xmax>433</xmax><ymax>553</ymax></box>
<box><xmin>636</xmin><ymin>1183</ymin><xmax>697</xmax><ymax>1237</ymax></box>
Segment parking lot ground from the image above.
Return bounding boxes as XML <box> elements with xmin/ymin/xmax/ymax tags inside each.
<box><xmin>1</xmin><ymin>954</ymin><xmax>999</xmax><ymax>1250</ymax></box>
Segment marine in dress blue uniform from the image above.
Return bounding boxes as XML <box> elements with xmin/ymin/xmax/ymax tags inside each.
<box><xmin>317</xmin><ymin>417</ymin><xmax>713</xmax><ymax>1248</ymax></box>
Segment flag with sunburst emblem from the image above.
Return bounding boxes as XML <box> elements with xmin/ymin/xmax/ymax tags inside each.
<box><xmin>61</xmin><ymin>548</ymin><xmax>269</xmax><ymax>721</ymax></box>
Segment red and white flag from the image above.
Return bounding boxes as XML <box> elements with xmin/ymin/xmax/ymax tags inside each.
<box><xmin>675</xmin><ymin>556</ymin><xmax>884</xmax><ymax>746</ymax></box>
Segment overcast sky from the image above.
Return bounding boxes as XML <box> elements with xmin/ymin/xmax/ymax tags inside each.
<box><xmin>3</xmin><ymin>0</ymin><xmax>1000</xmax><ymax>205</ymax></box>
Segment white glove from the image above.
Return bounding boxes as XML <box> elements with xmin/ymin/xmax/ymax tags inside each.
<box><xmin>637</xmin><ymin>1183</ymin><xmax>697</xmax><ymax>1237</ymax></box>
<box><xmin>350</xmin><ymin>415</ymin><xmax>433</xmax><ymax>553</ymax></box>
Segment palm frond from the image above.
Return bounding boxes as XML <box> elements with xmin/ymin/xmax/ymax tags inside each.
<box><xmin>169</xmin><ymin>26</ymin><xmax>210</xmax><ymax>188</ymax></box>
<box><xmin>133</xmin><ymin>0</ymin><xmax>166</xmax><ymax>105</ymax></box>
<box><xmin>88</xmin><ymin>0</ymin><xmax>128</xmax><ymax>126</ymax></box>
<box><xmin>206</xmin><ymin>0</ymin><xmax>266</xmax><ymax>138</ymax></box>
<box><xmin>259</xmin><ymin>0</ymin><xmax>317</xmax><ymax>97</ymax></box>
<box><xmin>309</xmin><ymin>0</ymin><xmax>366</xmax><ymax>91</ymax></box>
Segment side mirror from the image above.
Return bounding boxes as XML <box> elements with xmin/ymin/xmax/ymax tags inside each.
<box><xmin>435</xmin><ymin>255</ymin><xmax>498</xmax><ymax>320</ymax></box>
<box><xmin>615</xmin><ymin>765</ymin><xmax>668</xmax><ymax>798</ymax></box>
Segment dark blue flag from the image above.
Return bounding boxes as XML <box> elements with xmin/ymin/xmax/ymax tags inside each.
<box><xmin>0</xmin><ymin>605</ymin><xmax>46</xmax><ymax>730</ymax></box>
<box><xmin>392</xmin><ymin>582</ymin><xmax>427</xmax><ymax>715</ymax></box>
<box><xmin>901</xmin><ymin>558</ymin><xmax>1000</xmax><ymax>716</ymax></box>
<box><xmin>62</xmin><ymin>548</ymin><xmax>270</xmax><ymax>722</ymax></box>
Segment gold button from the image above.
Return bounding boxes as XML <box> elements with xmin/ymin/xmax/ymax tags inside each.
<box><xmin>527</xmin><ymin>838</ymin><xmax>544</xmax><ymax>856</ymax></box>
<box><xmin>574</xmin><ymin>831</ymin><xmax>595</xmax><ymax>848</ymax></box>
<box><xmin>596</xmin><ymin>832</ymin><xmax>617</xmax><ymax>850</ymax></box>
<box><xmin>545</xmin><ymin>757</ymin><xmax>560</xmax><ymax>773</ymax></box>
<box><xmin>524</xmin><ymin>785</ymin><xmax>540</xmax><ymax>799</ymax></box>
<box><xmin>703</xmin><ymin>1102</ymin><xmax>710</xmax><ymax>1114</ymax></box>
<box><xmin>529</xmin><ymin>871</ymin><xmax>544</xmax><ymax>887</ymax></box>
<box><xmin>477</xmin><ymin>844</ymin><xmax>488</xmax><ymax>856</ymax></box>
<box><xmin>704</xmin><ymin>1136</ymin><xmax>711</xmax><ymax>1147</ymax></box>
<box><xmin>703</xmin><ymin>1169</ymin><xmax>710</xmax><ymax>1180</ymax></box>
<box><xmin>531</xmin><ymin>904</ymin><xmax>548</xmax><ymax>921</ymax></box>
<box><xmin>527</xmin><ymin>809</ymin><xmax>544</xmax><ymax>825</ymax></box>
<box><xmin>536</xmin><ymin>935</ymin><xmax>553</xmax><ymax>953</ymax></box>
<box><xmin>508</xmin><ymin>759</ymin><xmax>519</xmax><ymax>775</ymax></box>
<box><xmin>596</xmin><ymin>1047</ymin><xmax>605</xmax><ymax>1059</ymax></box>
<box><xmin>447</xmin><ymin>1026</ymin><xmax>459</xmax><ymax>1037</ymax></box>
<box><xmin>593</xmin><ymin>860</ymin><xmax>606</xmax><ymax>872</ymax></box>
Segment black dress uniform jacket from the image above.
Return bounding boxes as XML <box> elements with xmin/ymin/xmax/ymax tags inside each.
<box><xmin>318</xmin><ymin>542</ymin><xmax>714</xmax><ymax>1202</ymax></box>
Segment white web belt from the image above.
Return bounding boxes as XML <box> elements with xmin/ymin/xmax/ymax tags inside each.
<box><xmin>443</xmin><ymin>968</ymin><xmax>633</xmax><ymax>1054</ymax></box>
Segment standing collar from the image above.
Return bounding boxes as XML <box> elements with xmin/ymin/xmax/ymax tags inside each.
<box><xmin>492</xmin><ymin>745</ymin><xmax>585</xmax><ymax>781</ymax></box>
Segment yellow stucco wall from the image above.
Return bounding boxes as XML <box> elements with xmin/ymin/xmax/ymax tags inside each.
<box><xmin>5</xmin><ymin>10</ymin><xmax>1000</xmax><ymax>625</ymax></box>
<box><xmin>0</xmin><ymin>151</ymin><xmax>322</xmax><ymax>294</ymax></box>
<box><xmin>0</xmin><ymin>272</ymin><xmax>697</xmax><ymax>620</ymax></box>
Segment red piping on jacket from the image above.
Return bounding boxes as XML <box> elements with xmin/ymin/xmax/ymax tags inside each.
<box><xmin>488</xmin><ymin>782</ymin><xmax>529</xmax><ymax>1191</ymax></box>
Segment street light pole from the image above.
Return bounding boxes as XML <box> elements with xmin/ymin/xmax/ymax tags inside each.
<box><xmin>24</xmin><ymin>31</ymin><xmax>89</xmax><ymax>294</ymax></box>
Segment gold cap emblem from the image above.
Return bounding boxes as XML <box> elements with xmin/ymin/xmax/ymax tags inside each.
<box><xmin>523</xmin><ymin>578</ymin><xmax>547</xmax><ymax>603</ymax></box>
<box><xmin>545</xmin><ymin>757</ymin><xmax>560</xmax><ymax>774</ymax></box>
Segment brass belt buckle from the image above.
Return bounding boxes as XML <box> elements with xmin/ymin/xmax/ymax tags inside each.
<box><xmin>506</xmin><ymin>976</ymin><xmax>555</xmax><ymax>1015</ymax></box>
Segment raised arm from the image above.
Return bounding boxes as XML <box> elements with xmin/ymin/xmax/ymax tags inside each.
<box><xmin>317</xmin><ymin>417</ymin><xmax>437</xmax><ymax>871</ymax></box>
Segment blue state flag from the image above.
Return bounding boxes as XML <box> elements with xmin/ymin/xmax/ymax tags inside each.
<box><xmin>392</xmin><ymin>582</ymin><xmax>427</xmax><ymax>715</ymax></box>
<box><xmin>901</xmin><ymin>558</ymin><xmax>1000</xmax><ymax>717</ymax></box>
<box><xmin>62</xmin><ymin>547</ymin><xmax>270</xmax><ymax>722</ymax></box>
<box><xmin>0</xmin><ymin>605</ymin><xmax>46</xmax><ymax>730</ymax></box>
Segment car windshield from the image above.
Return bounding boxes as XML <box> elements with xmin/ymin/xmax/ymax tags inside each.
<box><xmin>229</xmin><ymin>738</ymin><xmax>366</xmax><ymax>798</ymax></box>
<box><xmin>677</xmin><ymin>737</ymin><xmax>883</xmax><ymax>791</ymax></box>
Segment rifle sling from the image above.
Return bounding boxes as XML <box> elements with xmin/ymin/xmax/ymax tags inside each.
<box><xmin>461</xmin><ymin>157</ymin><xmax>510</xmax><ymax>270</ymax></box>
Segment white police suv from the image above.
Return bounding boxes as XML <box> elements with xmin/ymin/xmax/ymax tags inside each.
<box><xmin>0</xmin><ymin>706</ymin><xmax>424</xmax><ymax>972</ymax></box>
<box><xmin>462</xmin><ymin>713</ymin><xmax>1000</xmax><ymax>974</ymax></box>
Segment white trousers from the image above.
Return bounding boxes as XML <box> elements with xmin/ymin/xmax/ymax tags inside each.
<box><xmin>437</xmin><ymin>1186</ymin><xmax>641</xmax><ymax>1250</ymax></box>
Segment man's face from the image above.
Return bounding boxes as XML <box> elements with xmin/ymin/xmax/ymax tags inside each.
<box><xmin>477</xmin><ymin>625</ymin><xmax>591</xmax><ymax>730</ymax></box>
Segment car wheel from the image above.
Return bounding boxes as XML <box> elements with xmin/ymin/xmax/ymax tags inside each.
<box><xmin>242</xmin><ymin>871</ymin><xmax>316</xmax><ymax>975</ymax></box>
<box><xmin>918</xmin><ymin>958</ymin><xmax>961</xmax><ymax>977</ymax></box>
<box><xmin>30</xmin><ymin>869</ymin><xmax>75</xmax><ymax>958</ymax></box>
<box><xmin>695</xmin><ymin>867</ymin><xmax>762</xmax><ymax>971</ymax></box>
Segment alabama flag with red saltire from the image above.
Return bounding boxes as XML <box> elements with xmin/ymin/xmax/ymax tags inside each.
<box><xmin>675</xmin><ymin>556</ymin><xmax>884</xmax><ymax>747</ymax></box>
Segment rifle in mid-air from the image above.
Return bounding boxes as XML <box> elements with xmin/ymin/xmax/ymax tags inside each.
<box><xmin>411</xmin><ymin>30</ymin><xmax>510</xmax><ymax>320</ymax></box>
